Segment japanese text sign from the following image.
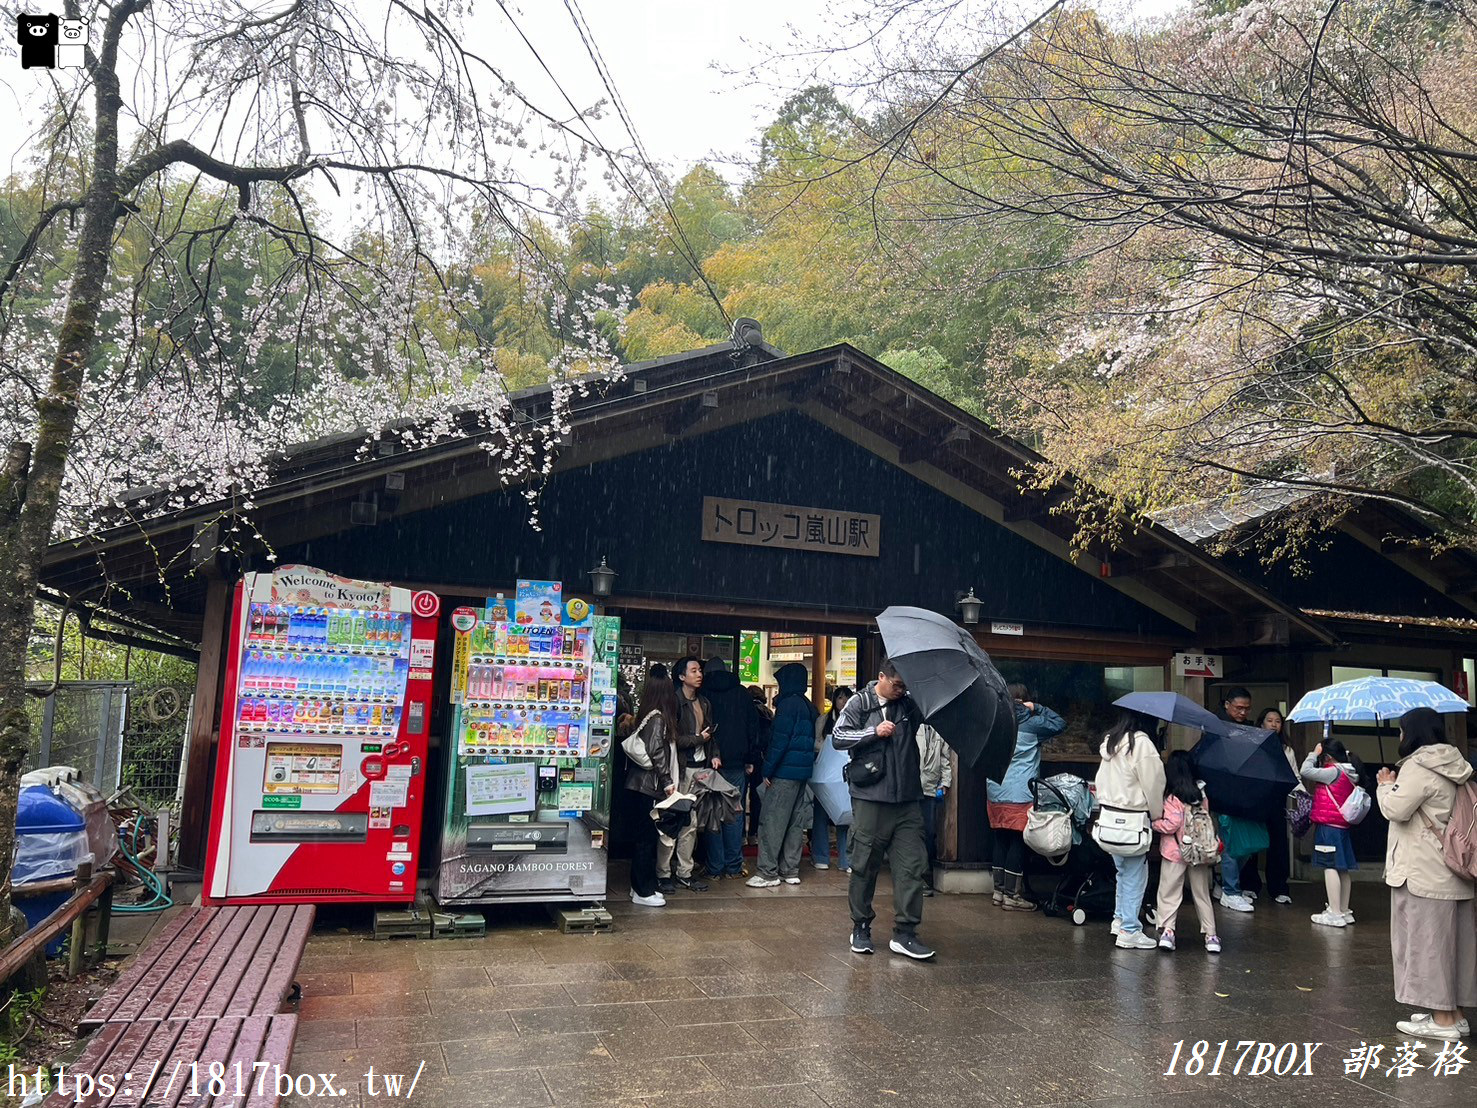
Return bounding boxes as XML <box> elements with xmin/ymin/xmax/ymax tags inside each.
<box><xmin>702</xmin><ymin>496</ymin><xmax>880</xmax><ymax>558</ymax></box>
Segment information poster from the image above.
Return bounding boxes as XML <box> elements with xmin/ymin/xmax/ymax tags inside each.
<box><xmin>556</xmin><ymin>781</ymin><xmax>595</xmax><ymax>812</ymax></box>
<box><xmin>515</xmin><ymin>580</ymin><xmax>562</xmax><ymax>626</ymax></box>
<box><xmin>739</xmin><ymin>631</ymin><xmax>762</xmax><ymax>683</ymax></box>
<box><xmin>262</xmin><ymin>743</ymin><xmax>342</xmax><ymax>794</ymax></box>
<box><xmin>465</xmin><ymin>763</ymin><xmax>538</xmax><ymax>815</ymax></box>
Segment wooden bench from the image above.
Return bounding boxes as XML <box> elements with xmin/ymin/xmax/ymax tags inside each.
<box><xmin>39</xmin><ymin>1014</ymin><xmax>299</xmax><ymax>1108</ymax></box>
<box><xmin>79</xmin><ymin>905</ymin><xmax>315</xmax><ymax>1030</ymax></box>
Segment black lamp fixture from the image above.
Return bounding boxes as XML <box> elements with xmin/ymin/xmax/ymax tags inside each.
<box><xmin>588</xmin><ymin>556</ymin><xmax>617</xmax><ymax>598</ymax></box>
<box><xmin>956</xmin><ymin>587</ymin><xmax>983</xmax><ymax>625</ymax></box>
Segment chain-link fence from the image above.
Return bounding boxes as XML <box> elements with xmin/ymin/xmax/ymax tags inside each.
<box><xmin>25</xmin><ymin>681</ymin><xmax>193</xmax><ymax>812</ymax></box>
<box><xmin>120</xmin><ymin>686</ymin><xmax>193</xmax><ymax>813</ymax></box>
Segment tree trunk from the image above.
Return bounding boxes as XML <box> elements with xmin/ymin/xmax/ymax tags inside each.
<box><xmin>0</xmin><ymin>15</ymin><xmax>129</xmax><ymax>929</ymax></box>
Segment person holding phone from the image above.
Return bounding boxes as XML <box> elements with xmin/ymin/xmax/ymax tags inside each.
<box><xmin>664</xmin><ymin>655</ymin><xmax>712</xmax><ymax>892</ymax></box>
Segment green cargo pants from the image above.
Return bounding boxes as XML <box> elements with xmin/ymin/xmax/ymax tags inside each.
<box><xmin>848</xmin><ymin>798</ymin><xmax>927</xmax><ymax>935</ymax></box>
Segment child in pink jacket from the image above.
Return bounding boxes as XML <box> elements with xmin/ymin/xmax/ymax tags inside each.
<box><xmin>1152</xmin><ymin>751</ymin><xmax>1221</xmax><ymax>953</ymax></box>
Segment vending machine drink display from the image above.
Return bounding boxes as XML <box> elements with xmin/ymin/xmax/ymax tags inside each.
<box><xmin>204</xmin><ymin>566</ymin><xmax>439</xmax><ymax>904</ymax></box>
<box><xmin>435</xmin><ymin>583</ymin><xmax>617</xmax><ymax>905</ymax></box>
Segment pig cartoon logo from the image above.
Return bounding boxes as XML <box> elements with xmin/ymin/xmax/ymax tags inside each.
<box><xmin>57</xmin><ymin>17</ymin><xmax>86</xmax><ymax>68</ymax></box>
<box><xmin>16</xmin><ymin>13</ymin><xmax>58</xmax><ymax>69</ymax></box>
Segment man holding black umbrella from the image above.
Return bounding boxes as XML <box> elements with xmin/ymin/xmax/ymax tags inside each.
<box><xmin>833</xmin><ymin>660</ymin><xmax>935</xmax><ymax>961</ymax></box>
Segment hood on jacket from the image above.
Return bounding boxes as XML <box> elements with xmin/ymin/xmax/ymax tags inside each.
<box><xmin>1402</xmin><ymin>743</ymin><xmax>1475</xmax><ymax>784</ymax></box>
<box><xmin>703</xmin><ymin>668</ymin><xmax>740</xmax><ymax>695</ymax></box>
<box><xmin>1013</xmin><ymin>702</ymin><xmax>1029</xmax><ymax>725</ymax></box>
<box><xmin>775</xmin><ymin>662</ymin><xmax>810</xmax><ymax>699</ymax></box>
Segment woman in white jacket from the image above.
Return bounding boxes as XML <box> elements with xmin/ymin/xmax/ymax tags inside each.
<box><xmin>1094</xmin><ymin>709</ymin><xmax>1166</xmax><ymax>949</ymax></box>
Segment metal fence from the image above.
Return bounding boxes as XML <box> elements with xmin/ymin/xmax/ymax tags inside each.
<box><xmin>25</xmin><ymin>681</ymin><xmax>192</xmax><ymax>812</ymax></box>
<box><xmin>24</xmin><ymin>681</ymin><xmax>130</xmax><ymax>792</ymax></box>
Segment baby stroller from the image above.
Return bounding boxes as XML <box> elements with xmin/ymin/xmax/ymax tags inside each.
<box><xmin>1026</xmin><ymin>774</ymin><xmax>1116</xmax><ymax>926</ymax></box>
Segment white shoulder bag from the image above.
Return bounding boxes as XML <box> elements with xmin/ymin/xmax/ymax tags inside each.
<box><xmin>622</xmin><ymin>711</ymin><xmax>661</xmax><ymax>769</ymax></box>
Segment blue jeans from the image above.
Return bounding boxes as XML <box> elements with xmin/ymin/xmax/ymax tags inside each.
<box><xmin>810</xmin><ymin>798</ymin><xmax>850</xmax><ymax>869</ymax></box>
<box><xmin>1113</xmin><ymin>853</ymin><xmax>1150</xmax><ymax>934</ymax></box>
<box><xmin>1220</xmin><ymin>855</ymin><xmax>1246</xmax><ymax>897</ymax></box>
<box><xmin>703</xmin><ymin>765</ymin><xmax>748</xmax><ymax>875</ymax></box>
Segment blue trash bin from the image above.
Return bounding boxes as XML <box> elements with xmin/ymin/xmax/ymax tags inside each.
<box><xmin>15</xmin><ymin>785</ymin><xmax>90</xmax><ymax>957</ymax></box>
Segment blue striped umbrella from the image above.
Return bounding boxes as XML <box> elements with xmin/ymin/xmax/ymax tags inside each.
<box><xmin>1288</xmin><ymin>677</ymin><xmax>1468</xmax><ymax>723</ymax></box>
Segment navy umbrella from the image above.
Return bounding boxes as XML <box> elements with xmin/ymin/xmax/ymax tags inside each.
<box><xmin>1189</xmin><ymin>723</ymin><xmax>1297</xmax><ymax>820</ymax></box>
<box><xmin>875</xmin><ymin>606</ymin><xmax>1017</xmax><ymax>781</ymax></box>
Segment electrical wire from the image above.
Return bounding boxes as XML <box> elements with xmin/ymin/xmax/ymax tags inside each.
<box><xmin>561</xmin><ymin>0</ymin><xmax>732</xmax><ymax>327</ymax></box>
<box><xmin>493</xmin><ymin>0</ymin><xmax>731</xmax><ymax>327</ymax></box>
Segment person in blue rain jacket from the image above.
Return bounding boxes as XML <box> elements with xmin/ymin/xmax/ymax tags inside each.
<box><xmin>746</xmin><ymin>663</ymin><xmax>818</xmax><ymax>887</ymax></box>
<box><xmin>986</xmin><ymin>684</ymin><xmax>1066</xmax><ymax>910</ymax></box>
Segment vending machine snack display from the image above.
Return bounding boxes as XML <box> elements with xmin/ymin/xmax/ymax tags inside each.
<box><xmin>435</xmin><ymin>595</ymin><xmax>617</xmax><ymax>905</ymax></box>
<box><xmin>203</xmin><ymin>566</ymin><xmax>439</xmax><ymax>904</ymax></box>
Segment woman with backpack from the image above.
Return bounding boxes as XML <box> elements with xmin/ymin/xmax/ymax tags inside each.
<box><xmin>1300</xmin><ymin>739</ymin><xmax>1367</xmax><ymax>927</ymax></box>
<box><xmin>1093</xmin><ymin>709</ymin><xmax>1166</xmax><ymax>949</ymax></box>
<box><xmin>1377</xmin><ymin>706</ymin><xmax>1475</xmax><ymax>1042</ymax></box>
<box><xmin>624</xmin><ymin>666</ymin><xmax>679</xmax><ymax>908</ymax></box>
<box><xmin>1152</xmin><ymin>751</ymin><xmax>1221</xmax><ymax>953</ymax></box>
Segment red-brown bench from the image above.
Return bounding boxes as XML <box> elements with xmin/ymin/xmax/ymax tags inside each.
<box><xmin>80</xmin><ymin>905</ymin><xmax>314</xmax><ymax>1030</ymax></box>
<box><xmin>38</xmin><ymin>1014</ymin><xmax>298</xmax><ymax>1108</ymax></box>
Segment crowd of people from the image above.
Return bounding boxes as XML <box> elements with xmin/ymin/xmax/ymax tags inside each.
<box><xmin>619</xmin><ymin>661</ymin><xmax>1476</xmax><ymax>1038</ymax></box>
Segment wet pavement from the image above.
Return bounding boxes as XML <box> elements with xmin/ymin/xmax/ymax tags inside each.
<box><xmin>287</xmin><ymin>868</ymin><xmax>1474</xmax><ymax>1106</ymax></box>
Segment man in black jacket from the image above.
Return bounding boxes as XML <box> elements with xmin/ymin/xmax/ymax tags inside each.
<box><xmin>701</xmin><ymin>658</ymin><xmax>760</xmax><ymax>879</ymax></box>
<box><xmin>833</xmin><ymin>660</ymin><xmax>935</xmax><ymax>960</ymax></box>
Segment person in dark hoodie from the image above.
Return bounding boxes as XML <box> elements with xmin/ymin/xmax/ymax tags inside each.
<box><xmin>701</xmin><ymin>657</ymin><xmax>760</xmax><ymax>879</ymax></box>
<box><xmin>833</xmin><ymin>659</ymin><xmax>935</xmax><ymax>960</ymax></box>
<box><xmin>747</xmin><ymin>663</ymin><xmax>818</xmax><ymax>888</ymax></box>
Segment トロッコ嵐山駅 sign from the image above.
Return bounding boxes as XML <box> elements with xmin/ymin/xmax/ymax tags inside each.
<box><xmin>702</xmin><ymin>497</ymin><xmax>879</xmax><ymax>557</ymax></box>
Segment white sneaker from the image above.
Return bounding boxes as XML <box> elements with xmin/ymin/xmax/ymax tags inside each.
<box><xmin>1222</xmin><ymin>895</ymin><xmax>1254</xmax><ymax>913</ymax></box>
<box><xmin>1410</xmin><ymin>1013</ymin><xmax>1471</xmax><ymax>1035</ymax></box>
<box><xmin>746</xmin><ymin>875</ymin><xmax>780</xmax><ymax>888</ymax></box>
<box><xmin>1109</xmin><ymin>917</ymin><xmax>1122</xmax><ymax>936</ymax></box>
<box><xmin>1115</xmin><ymin>930</ymin><xmax>1157</xmax><ymax>950</ymax></box>
<box><xmin>783</xmin><ymin>876</ymin><xmax>801</xmax><ymax>885</ymax></box>
<box><xmin>813</xmin><ymin>862</ymin><xmax>829</xmax><ymax>870</ymax></box>
<box><xmin>1310</xmin><ymin>908</ymin><xmax>1347</xmax><ymax>927</ymax></box>
<box><xmin>1342</xmin><ymin>910</ymin><xmax>1355</xmax><ymax>924</ymax></box>
<box><xmin>1396</xmin><ymin>1014</ymin><xmax>1462</xmax><ymax>1040</ymax></box>
<box><xmin>1244</xmin><ymin>890</ymin><xmax>1258</xmax><ymax>901</ymax></box>
<box><xmin>1274</xmin><ymin>894</ymin><xmax>1293</xmax><ymax>905</ymax></box>
<box><xmin>630</xmin><ymin>892</ymin><xmax>666</xmax><ymax>907</ymax></box>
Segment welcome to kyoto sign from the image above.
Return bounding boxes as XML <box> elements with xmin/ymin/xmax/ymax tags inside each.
<box><xmin>702</xmin><ymin>497</ymin><xmax>880</xmax><ymax>558</ymax></box>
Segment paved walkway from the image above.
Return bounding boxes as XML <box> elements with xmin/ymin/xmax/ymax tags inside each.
<box><xmin>287</xmin><ymin>869</ymin><xmax>1471</xmax><ymax>1107</ymax></box>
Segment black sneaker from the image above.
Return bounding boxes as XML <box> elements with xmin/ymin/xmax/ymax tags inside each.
<box><xmin>922</xmin><ymin>886</ymin><xmax>936</xmax><ymax>898</ymax></box>
<box><xmin>889</xmin><ymin>933</ymin><xmax>936</xmax><ymax>961</ymax></box>
<box><xmin>849</xmin><ymin>924</ymin><xmax>874</xmax><ymax>955</ymax></box>
<box><xmin>656</xmin><ymin>879</ymin><xmax>676</xmax><ymax>894</ymax></box>
<box><xmin>676</xmin><ymin>876</ymin><xmax>709</xmax><ymax>891</ymax></box>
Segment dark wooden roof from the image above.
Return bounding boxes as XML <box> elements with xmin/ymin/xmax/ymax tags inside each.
<box><xmin>41</xmin><ymin>341</ymin><xmax>1336</xmax><ymax>647</ymax></box>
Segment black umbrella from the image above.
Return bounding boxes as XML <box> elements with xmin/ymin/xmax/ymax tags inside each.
<box><xmin>1189</xmin><ymin>723</ymin><xmax>1297</xmax><ymax>820</ymax></box>
<box><xmin>875</xmin><ymin>606</ymin><xmax>1017</xmax><ymax>781</ymax></box>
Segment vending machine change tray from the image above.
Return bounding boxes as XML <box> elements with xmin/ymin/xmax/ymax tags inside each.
<box><xmin>251</xmin><ymin>810</ymin><xmax>370</xmax><ymax>843</ymax></box>
<box><xmin>466</xmin><ymin>822</ymin><xmax>569</xmax><ymax>853</ymax></box>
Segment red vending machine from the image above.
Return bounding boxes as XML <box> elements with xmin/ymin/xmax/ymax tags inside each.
<box><xmin>203</xmin><ymin>566</ymin><xmax>440</xmax><ymax>904</ymax></box>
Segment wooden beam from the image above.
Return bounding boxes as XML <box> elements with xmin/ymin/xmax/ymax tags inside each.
<box><xmin>898</xmin><ymin>426</ymin><xmax>969</xmax><ymax>466</ymax></box>
<box><xmin>178</xmin><ymin>573</ymin><xmax>230</xmax><ymax>869</ymax></box>
<box><xmin>1099</xmin><ymin>553</ymin><xmax>1192</xmax><ymax>578</ymax></box>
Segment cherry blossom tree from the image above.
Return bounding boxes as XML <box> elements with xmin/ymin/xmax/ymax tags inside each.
<box><xmin>0</xmin><ymin>0</ymin><xmax>625</xmax><ymax>927</ymax></box>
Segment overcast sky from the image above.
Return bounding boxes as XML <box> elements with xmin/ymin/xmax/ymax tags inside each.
<box><xmin>0</xmin><ymin>1</ymin><xmax>1186</xmax><ymax>199</ymax></box>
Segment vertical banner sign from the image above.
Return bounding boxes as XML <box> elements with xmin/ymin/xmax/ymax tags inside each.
<box><xmin>450</xmin><ymin>607</ymin><xmax>478</xmax><ymax>703</ymax></box>
<box><xmin>739</xmin><ymin>631</ymin><xmax>762</xmax><ymax>683</ymax></box>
